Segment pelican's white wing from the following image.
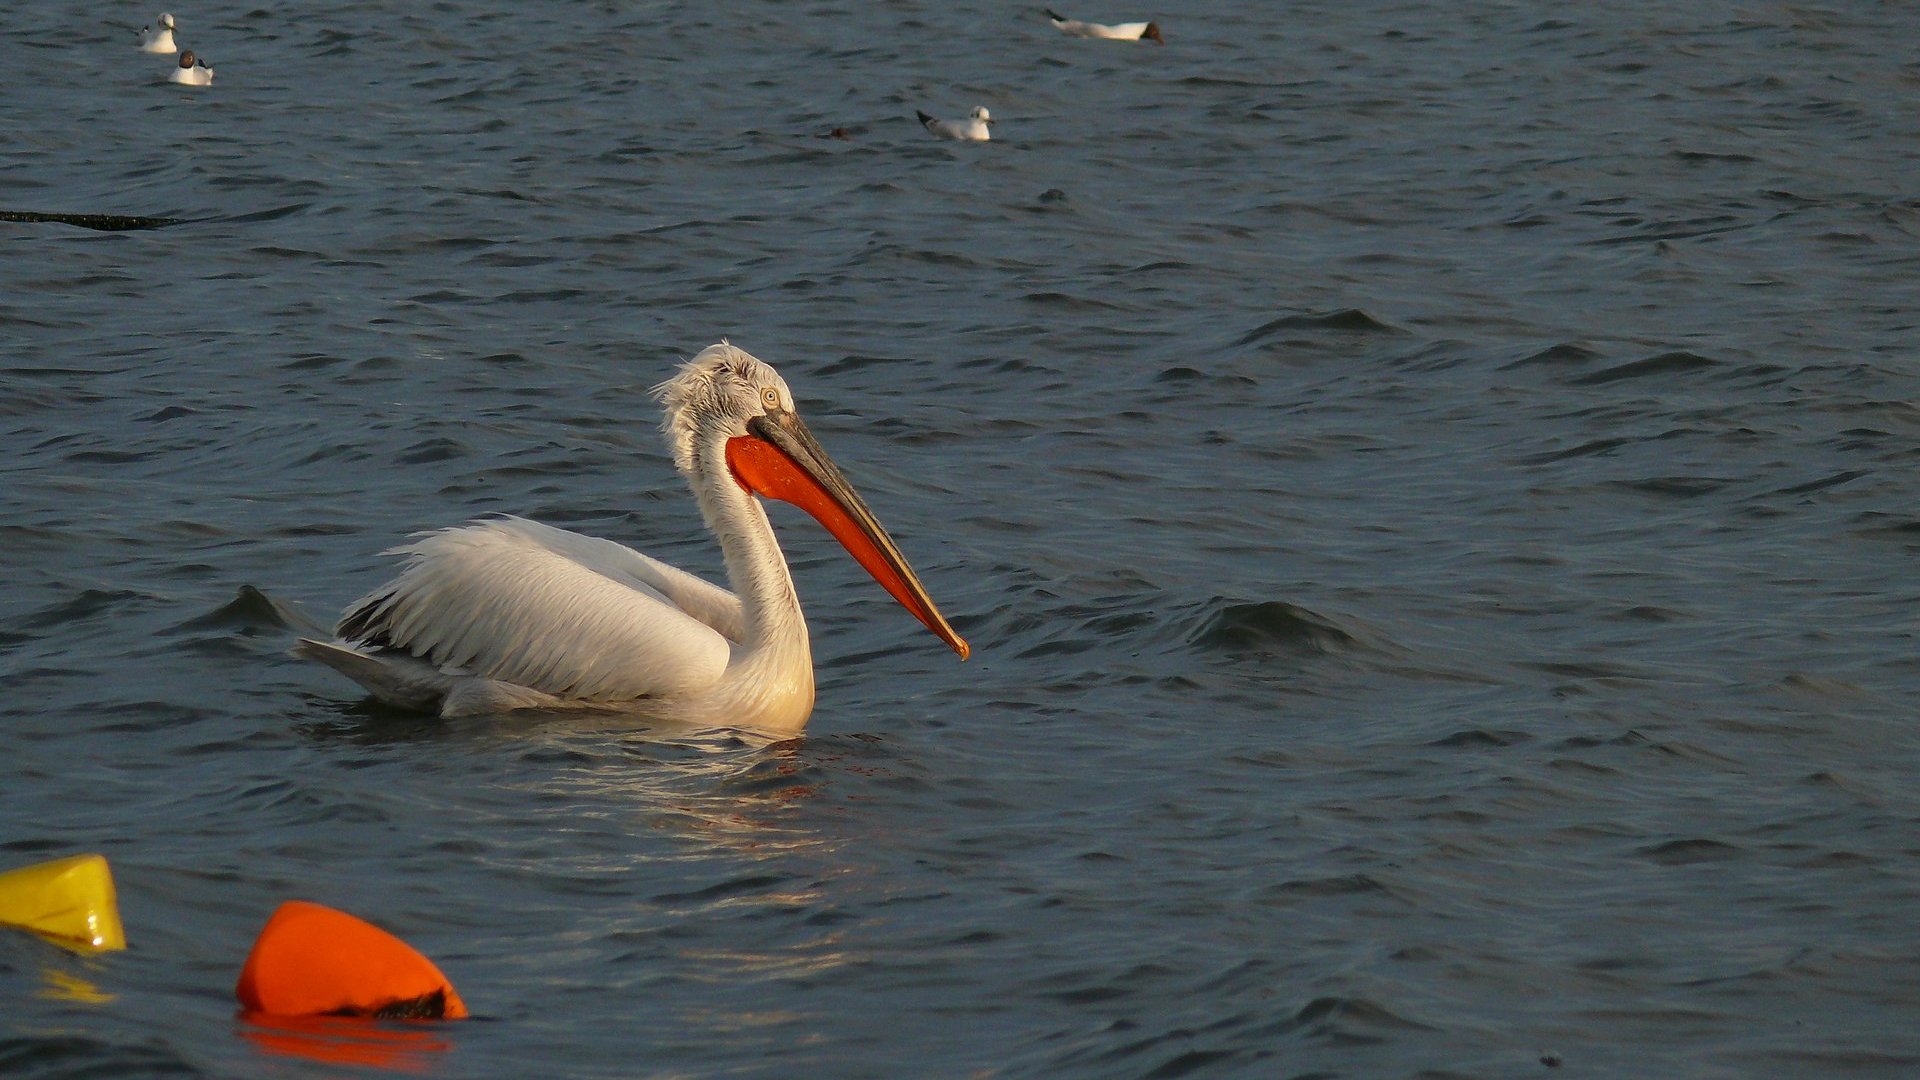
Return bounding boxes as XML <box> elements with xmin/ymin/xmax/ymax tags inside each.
<box><xmin>336</xmin><ymin>517</ymin><xmax>735</xmax><ymax>701</ymax></box>
<box><xmin>483</xmin><ymin>517</ymin><xmax>744</xmax><ymax>640</ymax></box>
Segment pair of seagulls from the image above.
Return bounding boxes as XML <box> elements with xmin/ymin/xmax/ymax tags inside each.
<box><xmin>136</xmin><ymin>12</ymin><xmax>213</xmax><ymax>85</ymax></box>
<box><xmin>915</xmin><ymin>9</ymin><xmax>1162</xmax><ymax>142</ymax></box>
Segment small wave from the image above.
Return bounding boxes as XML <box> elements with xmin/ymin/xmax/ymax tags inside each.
<box><xmin>652</xmin><ymin>872</ymin><xmax>793</xmax><ymax>905</ymax></box>
<box><xmin>1520</xmin><ymin>436</ymin><xmax>1632</xmax><ymax>464</ymax></box>
<box><xmin>1430</xmin><ymin>728</ymin><xmax>1532</xmax><ymax>748</ymax></box>
<box><xmin>1259</xmin><ymin>873</ymin><xmax>1395</xmax><ymax>899</ymax></box>
<box><xmin>1022</xmin><ymin>291</ymin><xmax>1130</xmax><ymax>312</ymax></box>
<box><xmin>1670</xmin><ymin>149</ymin><xmax>1759</xmax><ymax>164</ymax></box>
<box><xmin>815</xmin><ymin>354</ymin><xmax>910</xmax><ymax>376</ymax></box>
<box><xmin>1637</xmin><ymin>838</ymin><xmax>1741</xmax><ymax>865</ymax></box>
<box><xmin>137</xmin><ymin>405</ymin><xmax>198</xmax><ymax>423</ymax></box>
<box><xmin>171</xmin><ymin>585</ymin><xmax>327</xmax><ymax>635</ymax></box>
<box><xmin>1235</xmin><ymin>308</ymin><xmax>1402</xmax><ymax>345</ymax></box>
<box><xmin>1153</xmin><ymin>366</ymin><xmax>1255</xmax><ymax>388</ymax></box>
<box><xmin>1174</xmin><ymin>74</ymin><xmax>1285</xmax><ymax>88</ymax></box>
<box><xmin>215</xmin><ymin>203</ymin><xmax>312</xmax><ymax>224</ymax></box>
<box><xmin>1774</xmin><ymin>673</ymin><xmax>1871</xmax><ymax>699</ymax></box>
<box><xmin>0</xmin><ymin>1035</ymin><xmax>208</xmax><ymax>1080</ymax></box>
<box><xmin>1775</xmin><ymin>469</ymin><xmax>1867</xmax><ymax>496</ymax></box>
<box><xmin>63</xmin><ymin>449</ymin><xmax>146</xmax><ymax>466</ymax></box>
<box><xmin>497</xmin><ymin>288</ymin><xmax>590</xmax><ymax>304</ymax></box>
<box><xmin>249</xmin><ymin>245</ymin><xmax>324</xmax><ymax>260</ymax></box>
<box><xmin>1569</xmin><ymin>350</ymin><xmax>1718</xmax><ymax>386</ymax></box>
<box><xmin>1608</xmin><ymin>475</ymin><xmax>1735</xmax><ymax>498</ymax></box>
<box><xmin>395</xmin><ymin>437</ymin><xmax>469</xmax><ymax>465</ymax></box>
<box><xmin>20</xmin><ymin>589</ymin><xmax>153</xmax><ymax>630</ymax></box>
<box><xmin>1288</xmin><ymin>994</ymin><xmax>1436</xmax><ymax>1035</ymax></box>
<box><xmin>1187</xmin><ymin>599</ymin><xmax>1362</xmax><ymax>658</ymax></box>
<box><xmin>1500</xmin><ymin>342</ymin><xmax>1603</xmax><ymax>370</ymax></box>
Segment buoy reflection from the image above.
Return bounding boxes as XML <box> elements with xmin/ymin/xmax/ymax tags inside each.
<box><xmin>238</xmin><ymin>1013</ymin><xmax>454</xmax><ymax>1073</ymax></box>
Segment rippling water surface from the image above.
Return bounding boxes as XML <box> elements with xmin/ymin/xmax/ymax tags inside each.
<box><xmin>5</xmin><ymin>1</ymin><xmax>1920</xmax><ymax>1076</ymax></box>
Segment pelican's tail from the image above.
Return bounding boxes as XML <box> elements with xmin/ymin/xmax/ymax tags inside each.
<box><xmin>296</xmin><ymin>638</ymin><xmax>587</xmax><ymax>717</ymax></box>
<box><xmin>294</xmin><ymin>639</ymin><xmax>453</xmax><ymax>713</ymax></box>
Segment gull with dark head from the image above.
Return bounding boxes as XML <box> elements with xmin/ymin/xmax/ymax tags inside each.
<box><xmin>169</xmin><ymin>50</ymin><xmax>213</xmax><ymax>85</ymax></box>
<box><xmin>297</xmin><ymin>343</ymin><xmax>970</xmax><ymax>733</ymax></box>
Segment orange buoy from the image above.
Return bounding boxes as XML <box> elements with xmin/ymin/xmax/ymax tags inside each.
<box><xmin>0</xmin><ymin>853</ymin><xmax>127</xmax><ymax>952</ymax></box>
<box><xmin>235</xmin><ymin>900</ymin><xmax>467</xmax><ymax>1019</ymax></box>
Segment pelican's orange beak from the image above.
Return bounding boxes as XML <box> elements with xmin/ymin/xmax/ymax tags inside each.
<box><xmin>726</xmin><ymin>411</ymin><xmax>970</xmax><ymax>659</ymax></box>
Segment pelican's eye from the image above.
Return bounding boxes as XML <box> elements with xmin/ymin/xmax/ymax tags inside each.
<box><xmin>762</xmin><ymin>387</ymin><xmax>780</xmax><ymax>410</ymax></box>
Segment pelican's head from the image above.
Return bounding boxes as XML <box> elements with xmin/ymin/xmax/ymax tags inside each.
<box><xmin>655</xmin><ymin>343</ymin><xmax>796</xmax><ymax>476</ymax></box>
<box><xmin>653</xmin><ymin>343</ymin><xmax>970</xmax><ymax>659</ymax></box>
<box><xmin>159</xmin><ymin>12</ymin><xmax>176</xmax><ymax>29</ymax></box>
<box><xmin>178</xmin><ymin>50</ymin><xmax>197</xmax><ymax>68</ymax></box>
<box><xmin>1142</xmin><ymin>22</ymin><xmax>1163</xmax><ymax>44</ymax></box>
<box><xmin>971</xmin><ymin>106</ymin><xmax>992</xmax><ymax>124</ymax></box>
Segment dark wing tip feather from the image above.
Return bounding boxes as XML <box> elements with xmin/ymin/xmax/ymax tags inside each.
<box><xmin>336</xmin><ymin>589</ymin><xmax>399</xmax><ymax>646</ymax></box>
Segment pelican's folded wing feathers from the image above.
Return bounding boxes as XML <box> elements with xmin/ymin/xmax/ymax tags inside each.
<box><xmin>481</xmin><ymin>517</ymin><xmax>744</xmax><ymax>640</ymax></box>
<box><xmin>337</xmin><ymin>518</ymin><xmax>734</xmax><ymax>702</ymax></box>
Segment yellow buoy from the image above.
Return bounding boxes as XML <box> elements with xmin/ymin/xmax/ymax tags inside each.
<box><xmin>0</xmin><ymin>853</ymin><xmax>127</xmax><ymax>951</ymax></box>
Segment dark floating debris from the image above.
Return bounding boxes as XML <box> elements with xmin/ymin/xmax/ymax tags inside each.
<box><xmin>1</xmin><ymin>209</ymin><xmax>182</xmax><ymax>232</ymax></box>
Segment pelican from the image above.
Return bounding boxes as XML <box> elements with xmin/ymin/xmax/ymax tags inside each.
<box><xmin>136</xmin><ymin>13</ymin><xmax>177</xmax><ymax>54</ymax></box>
<box><xmin>917</xmin><ymin>106</ymin><xmax>992</xmax><ymax>142</ymax></box>
<box><xmin>1045</xmin><ymin>9</ymin><xmax>1164</xmax><ymax>43</ymax></box>
<box><xmin>296</xmin><ymin>344</ymin><xmax>970</xmax><ymax>732</ymax></box>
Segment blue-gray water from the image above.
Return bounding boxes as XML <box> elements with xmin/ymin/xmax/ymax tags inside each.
<box><xmin>5</xmin><ymin>1</ymin><xmax>1920</xmax><ymax>1076</ymax></box>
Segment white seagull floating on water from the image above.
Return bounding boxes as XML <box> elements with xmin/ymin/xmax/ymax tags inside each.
<box><xmin>169</xmin><ymin>50</ymin><xmax>213</xmax><ymax>85</ymax></box>
<box><xmin>296</xmin><ymin>343</ymin><xmax>970</xmax><ymax>732</ymax></box>
<box><xmin>1045</xmin><ymin>9</ymin><xmax>1164</xmax><ymax>43</ymax></box>
<box><xmin>917</xmin><ymin>106</ymin><xmax>992</xmax><ymax>141</ymax></box>
<box><xmin>136</xmin><ymin>12</ymin><xmax>177</xmax><ymax>53</ymax></box>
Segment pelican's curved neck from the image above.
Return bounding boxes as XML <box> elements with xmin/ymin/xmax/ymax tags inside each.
<box><xmin>689</xmin><ymin>449</ymin><xmax>809</xmax><ymax>660</ymax></box>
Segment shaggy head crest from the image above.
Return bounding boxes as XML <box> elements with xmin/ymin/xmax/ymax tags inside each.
<box><xmin>652</xmin><ymin>342</ymin><xmax>795</xmax><ymax>475</ymax></box>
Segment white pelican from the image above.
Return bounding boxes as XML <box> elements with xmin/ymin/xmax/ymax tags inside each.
<box><xmin>296</xmin><ymin>344</ymin><xmax>970</xmax><ymax>732</ymax></box>
<box><xmin>1045</xmin><ymin>9</ymin><xmax>1164</xmax><ymax>43</ymax></box>
<box><xmin>136</xmin><ymin>13</ymin><xmax>177</xmax><ymax>53</ymax></box>
<box><xmin>169</xmin><ymin>50</ymin><xmax>213</xmax><ymax>86</ymax></box>
<box><xmin>917</xmin><ymin>106</ymin><xmax>992</xmax><ymax>142</ymax></box>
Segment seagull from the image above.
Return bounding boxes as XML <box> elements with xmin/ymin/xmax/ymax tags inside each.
<box><xmin>169</xmin><ymin>50</ymin><xmax>213</xmax><ymax>85</ymax></box>
<box><xmin>917</xmin><ymin>106</ymin><xmax>992</xmax><ymax>142</ymax></box>
<box><xmin>135</xmin><ymin>12</ymin><xmax>177</xmax><ymax>53</ymax></box>
<box><xmin>1045</xmin><ymin>9</ymin><xmax>1164</xmax><ymax>43</ymax></box>
<box><xmin>296</xmin><ymin>343</ymin><xmax>970</xmax><ymax>732</ymax></box>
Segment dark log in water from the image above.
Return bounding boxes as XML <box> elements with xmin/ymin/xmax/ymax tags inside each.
<box><xmin>0</xmin><ymin>209</ymin><xmax>182</xmax><ymax>231</ymax></box>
